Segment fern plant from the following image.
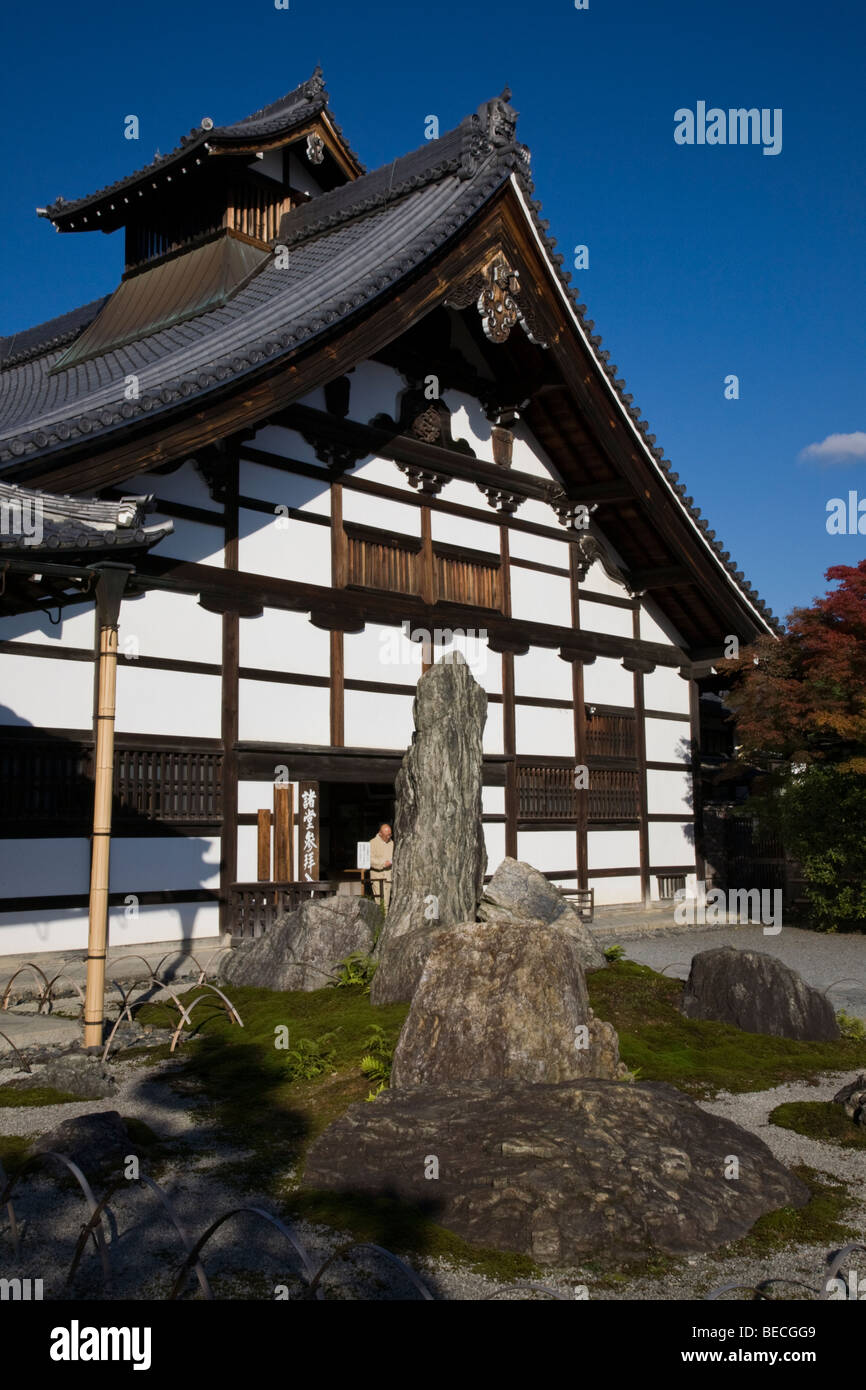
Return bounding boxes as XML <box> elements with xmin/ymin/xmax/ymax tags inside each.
<box><xmin>360</xmin><ymin>1024</ymin><xmax>396</xmax><ymax>1100</ymax></box>
<box><xmin>333</xmin><ymin>953</ymin><xmax>378</xmax><ymax>992</ymax></box>
<box><xmin>604</xmin><ymin>944</ymin><xmax>626</xmax><ymax>962</ymax></box>
<box><xmin>285</xmin><ymin>1029</ymin><xmax>339</xmax><ymax>1081</ymax></box>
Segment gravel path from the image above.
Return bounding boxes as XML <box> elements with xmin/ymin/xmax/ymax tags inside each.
<box><xmin>619</xmin><ymin>925</ymin><xmax>866</xmax><ymax>1020</ymax></box>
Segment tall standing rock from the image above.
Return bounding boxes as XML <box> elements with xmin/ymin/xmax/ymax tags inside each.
<box><xmin>371</xmin><ymin>653</ymin><xmax>487</xmax><ymax>1005</ymax></box>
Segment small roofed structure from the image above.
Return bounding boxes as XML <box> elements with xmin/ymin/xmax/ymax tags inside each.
<box><xmin>0</xmin><ymin>481</ymin><xmax>171</xmax><ymax>616</ymax></box>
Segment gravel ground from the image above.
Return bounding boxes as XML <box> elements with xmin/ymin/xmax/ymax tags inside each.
<box><xmin>2</xmin><ymin>1046</ymin><xmax>864</xmax><ymax>1302</ymax></box>
<box><xmin>618</xmin><ymin>925</ymin><xmax>866</xmax><ymax>1021</ymax></box>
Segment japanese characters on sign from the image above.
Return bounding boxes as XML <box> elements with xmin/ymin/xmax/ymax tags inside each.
<box><xmin>298</xmin><ymin>781</ymin><xmax>319</xmax><ymax>881</ymax></box>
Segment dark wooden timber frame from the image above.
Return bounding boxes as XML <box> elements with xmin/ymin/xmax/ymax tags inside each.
<box><xmin>9</xmin><ymin>179</ymin><xmax>772</xmax><ymax>655</ymax></box>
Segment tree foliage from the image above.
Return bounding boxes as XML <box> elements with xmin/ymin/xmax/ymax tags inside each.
<box><xmin>721</xmin><ymin>562</ymin><xmax>866</xmax><ymax>932</ymax></box>
<box><xmin>722</xmin><ymin>560</ymin><xmax>866</xmax><ymax>773</ymax></box>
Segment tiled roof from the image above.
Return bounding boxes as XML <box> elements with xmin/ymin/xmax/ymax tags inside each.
<box><xmin>39</xmin><ymin>67</ymin><xmax>363</xmax><ymax>225</ymax></box>
<box><xmin>0</xmin><ymin>481</ymin><xmax>172</xmax><ymax>555</ymax></box>
<box><xmin>2</xmin><ymin>83</ymin><xmax>779</xmax><ymax>634</ymax></box>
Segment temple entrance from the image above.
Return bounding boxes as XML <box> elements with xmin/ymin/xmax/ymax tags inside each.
<box><xmin>318</xmin><ymin>781</ymin><xmax>395</xmax><ymax>888</ymax></box>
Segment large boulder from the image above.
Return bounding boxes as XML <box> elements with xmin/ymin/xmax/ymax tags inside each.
<box><xmin>371</xmin><ymin>653</ymin><xmax>487</xmax><ymax>1004</ymax></box>
<box><xmin>221</xmin><ymin>896</ymin><xmax>380</xmax><ymax>992</ymax></box>
<box><xmin>391</xmin><ymin>920</ymin><xmax>622</xmax><ymax>1087</ymax></box>
<box><xmin>478</xmin><ymin>858</ymin><xmax>606</xmax><ymax>972</ymax></box>
<box><xmin>833</xmin><ymin>1073</ymin><xmax>866</xmax><ymax>1127</ymax></box>
<box><xmin>680</xmin><ymin>947</ymin><xmax>840</xmax><ymax>1041</ymax></box>
<box><xmin>304</xmin><ymin>1080</ymin><xmax>810</xmax><ymax>1264</ymax></box>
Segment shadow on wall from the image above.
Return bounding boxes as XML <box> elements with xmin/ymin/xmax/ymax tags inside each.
<box><xmin>0</xmin><ymin>703</ymin><xmax>220</xmax><ymax>959</ymax></box>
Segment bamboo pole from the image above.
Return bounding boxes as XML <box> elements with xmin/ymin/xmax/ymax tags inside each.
<box><xmin>83</xmin><ymin>566</ymin><xmax>130</xmax><ymax>1049</ymax></box>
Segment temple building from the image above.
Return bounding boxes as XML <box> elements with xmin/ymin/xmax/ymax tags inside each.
<box><xmin>0</xmin><ymin>69</ymin><xmax>778</xmax><ymax>958</ymax></box>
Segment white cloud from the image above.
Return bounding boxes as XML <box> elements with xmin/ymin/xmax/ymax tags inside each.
<box><xmin>799</xmin><ymin>431</ymin><xmax>866</xmax><ymax>466</ymax></box>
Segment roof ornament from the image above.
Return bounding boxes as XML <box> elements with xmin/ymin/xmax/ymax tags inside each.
<box><xmin>477</xmin><ymin>254</ymin><xmax>521</xmax><ymax>343</ymax></box>
<box><xmin>485</xmin><ymin>87</ymin><xmax>518</xmax><ymax>147</ymax></box>
<box><xmin>305</xmin><ymin>132</ymin><xmax>325</xmax><ymax>165</ymax></box>
<box><xmin>200</xmin><ymin>117</ymin><xmax>214</xmax><ymax>131</ymax></box>
<box><xmin>303</xmin><ymin>65</ymin><xmax>326</xmax><ymax>102</ymax></box>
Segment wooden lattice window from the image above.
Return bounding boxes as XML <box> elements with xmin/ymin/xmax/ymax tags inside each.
<box><xmin>433</xmin><ymin>550</ymin><xmax>500</xmax><ymax>609</ymax></box>
<box><xmin>585</xmin><ymin>711</ymin><xmax>637</xmax><ymax>760</ymax></box>
<box><xmin>345</xmin><ymin>528</ymin><xmax>420</xmax><ymax>594</ymax></box>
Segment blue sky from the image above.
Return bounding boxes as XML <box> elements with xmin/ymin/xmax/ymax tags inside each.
<box><xmin>1</xmin><ymin>0</ymin><xmax>863</xmax><ymax>623</ymax></box>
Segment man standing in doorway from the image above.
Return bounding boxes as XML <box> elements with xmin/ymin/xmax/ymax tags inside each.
<box><xmin>369</xmin><ymin>823</ymin><xmax>393</xmax><ymax>911</ymax></box>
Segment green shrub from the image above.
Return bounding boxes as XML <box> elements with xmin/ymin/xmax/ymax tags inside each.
<box><xmin>360</xmin><ymin>1023</ymin><xmax>396</xmax><ymax>1101</ymax></box>
<box><xmin>760</xmin><ymin>766</ymin><xmax>866</xmax><ymax>932</ymax></box>
<box><xmin>836</xmin><ymin>1009</ymin><xmax>866</xmax><ymax>1041</ymax></box>
<box><xmin>604</xmin><ymin>944</ymin><xmax>626</xmax><ymax>962</ymax></box>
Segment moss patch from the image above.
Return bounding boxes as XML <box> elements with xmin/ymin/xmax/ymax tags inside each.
<box><xmin>770</xmin><ymin>1101</ymin><xmax>866</xmax><ymax>1149</ymax></box>
<box><xmin>715</xmin><ymin>1167</ymin><xmax>857</xmax><ymax>1259</ymax></box>
<box><xmin>0</xmin><ymin>1135</ymin><xmax>29</xmax><ymax>1179</ymax></box>
<box><xmin>588</xmin><ymin>960</ymin><xmax>866</xmax><ymax>1097</ymax></box>
<box><xmin>0</xmin><ymin>1085</ymin><xmax>83</xmax><ymax>1108</ymax></box>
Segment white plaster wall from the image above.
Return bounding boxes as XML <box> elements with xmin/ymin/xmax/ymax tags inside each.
<box><xmin>517</xmin><ymin>498</ymin><xmax>559</xmax><ymax>532</ymax></box>
<box><xmin>643</xmin><ymin>665</ymin><xmax>692</xmax><ymax>715</ymax></box>
<box><xmin>508</xmin><ymin>524</ymin><xmax>570</xmax><ymax>566</ymax></box>
<box><xmin>346</xmin><ymin>361</ymin><xmax>404</xmax><ymax>422</ymax></box>
<box><xmin>238</xmin><ymin>779</ymin><xmax>277</xmax><ymax>814</ymax></box>
<box><xmin>483</xmin><ymin>700</ymin><xmax>504</xmax><ymax>754</ymax></box>
<box><xmin>0</xmin><ymin>602</ymin><xmax>94</xmax><ymax>649</ymax></box>
<box><xmin>441</xmin><ymin>390</ymin><xmax>493</xmax><ymax>458</ymax></box>
<box><xmin>344</xmin><ymin>689</ymin><xmax>415</xmax><ymax>751</ymax></box>
<box><xmin>123</xmin><ymin>459</ymin><xmax>221</xmax><ymax>514</ymax></box>
<box><xmin>119</xmin><ymin>590</ymin><xmax>222</xmax><ymax>664</ymax></box>
<box><xmin>579</xmin><ymin>599</ymin><xmax>633</xmax><ymax>640</ymax></box>
<box><xmin>514</xmin><ymin>704</ymin><xmax>574</xmax><ymax>756</ymax></box>
<box><xmin>514</xmin><ymin>645</ymin><xmax>573</xmax><ymax>701</ymax></box>
<box><xmin>0</xmin><ymin>837</ymin><xmax>89</xmax><ymax>898</ymax></box>
<box><xmin>510</xmin><ymin>422</ymin><xmax>561</xmax><ymax>483</ymax></box>
<box><xmin>239</xmin><ymin>679</ymin><xmax>329</xmax><ymax>745</ymax></box>
<box><xmin>430</xmin><ymin>502</ymin><xmax>497</xmax><ymax>553</ymax></box>
<box><xmin>645</xmin><ymin>717</ymin><xmax>691</xmax><ymax>764</ymax></box>
<box><xmin>588</xmin><ymin>829</ymin><xmax>640</xmax><ymax>871</ymax></box>
<box><xmin>516</xmin><ymin>829</ymin><xmax>575</xmax><ymax>872</ymax></box>
<box><xmin>345</xmin><ymin>624</ymin><xmax>419</xmax><ymax>684</ymax></box>
<box><xmin>106</xmin><ymin>902</ymin><xmax>220</xmax><ymax>949</ymax></box>
<box><xmin>583</xmin><ymin>656</ymin><xmax>635</xmax><ymax>708</ymax></box>
<box><xmin>648</xmin><ymin>820</ymin><xmax>695</xmax><ymax>869</ymax></box>
<box><xmin>351</xmin><ymin>456</ymin><xmax>416</xmax><ymax>493</ymax></box>
<box><xmin>250</xmin><ymin>423</ymin><xmax>330</xmax><ymax>468</ymax></box>
<box><xmin>116</xmin><ymin>666</ymin><xmax>221</xmax><ymax>738</ymax></box>
<box><xmin>240</xmin><ymin>608</ymin><xmax>330</xmax><ymax>676</ymax></box>
<box><xmin>510</xmin><ymin>566</ymin><xmax>572</xmax><ymax>628</ymax></box>
<box><xmin>156</xmin><ymin>517</ymin><xmax>224</xmax><ymax>567</ymax></box>
<box><xmin>482</xmin><ymin>786</ymin><xmax>505</xmax><ymax>815</ymax></box>
<box><xmin>0</xmin><ymin>902</ymin><xmax>220</xmax><ymax>956</ymax></box>
<box><xmin>0</xmin><ymin>654</ymin><xmax>92</xmax><ymax>728</ymax></box>
<box><xmin>238</xmin><ymin>510</ymin><xmax>331</xmax><ymax>586</ymax></box>
<box><xmin>237</xmin><ymin>823</ymin><xmax>261</xmax><ymax>882</ymax></box>
<box><xmin>640</xmin><ymin>596</ymin><xmax>686</xmax><ymax>648</ymax></box>
<box><xmin>646</xmin><ymin>769</ymin><xmax>692</xmax><ymax>815</ymax></box>
<box><xmin>110</xmin><ymin>837</ymin><xmax>221</xmax><ymax>893</ymax></box>
<box><xmin>483</xmin><ymin>821</ymin><xmax>507</xmax><ymax>871</ymax></box>
<box><xmin>239</xmin><ymin>459</ymin><xmax>331</xmax><ymax>515</ymax></box>
<box><xmin>582</xmin><ymin>557</ymin><xmax>628</xmax><ymax>600</ymax></box>
<box><xmin>591</xmin><ymin>874</ymin><xmax>642</xmax><ymax>905</ymax></box>
<box><xmin>342</xmin><ymin>487</ymin><xmax>422</xmax><ymax>538</ymax></box>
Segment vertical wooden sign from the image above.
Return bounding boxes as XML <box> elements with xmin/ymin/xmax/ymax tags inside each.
<box><xmin>273</xmin><ymin>783</ymin><xmax>293</xmax><ymax>881</ymax></box>
<box><xmin>298</xmin><ymin>781</ymin><xmax>320</xmax><ymax>881</ymax></box>
<box><xmin>256</xmin><ymin>809</ymin><xmax>272</xmax><ymax>882</ymax></box>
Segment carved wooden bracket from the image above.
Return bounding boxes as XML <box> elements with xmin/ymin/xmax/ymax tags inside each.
<box><xmin>397</xmin><ymin>462</ymin><xmax>449</xmax><ymax>496</ymax></box>
<box><xmin>570</xmin><ymin>532</ymin><xmax>634</xmax><ymax>593</ymax></box>
<box><xmin>558</xmin><ymin>645</ymin><xmax>598</xmax><ymax>666</ymax></box>
<box><xmin>621</xmin><ymin>656</ymin><xmax>656</xmax><ymax>675</ymax></box>
<box><xmin>477</xmin><ymin>482</ymin><xmax>522</xmax><ymax>513</ymax></box>
<box><xmin>551</xmin><ymin>491</ymin><xmax>592</xmax><ymax>532</ymax></box>
<box><xmin>306</xmin><ymin>133</ymin><xmax>325</xmax><ymax>165</ymax></box>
